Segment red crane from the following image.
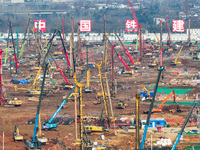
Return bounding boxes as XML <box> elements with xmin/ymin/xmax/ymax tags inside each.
<box><xmin>127</xmin><ymin>0</ymin><xmax>138</xmax><ymax>32</ymax></box>
<box><xmin>165</xmin><ymin>17</ymin><xmax>172</xmax><ymax>44</ymax></box>
<box><xmin>0</xmin><ymin>49</ymin><xmax>5</xmax><ymax>105</ymax></box>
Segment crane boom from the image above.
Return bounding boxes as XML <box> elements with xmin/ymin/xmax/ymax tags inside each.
<box><xmin>165</xmin><ymin>17</ymin><xmax>172</xmax><ymax>44</ymax></box>
<box><xmin>104</xmin><ymin>35</ymin><xmax>130</xmax><ymax>70</ymax></box>
<box><xmin>42</xmin><ymin>66</ymin><xmax>90</xmax><ymax>130</ymax></box>
<box><xmin>97</xmin><ymin>60</ymin><xmax>110</xmax><ymax>127</ymax></box>
<box><xmin>27</xmin><ymin>63</ymin><xmax>48</xmax><ymax>149</ymax></box>
<box><xmin>140</xmin><ymin>66</ymin><xmax>164</xmax><ymax>150</ymax></box>
<box><xmin>171</xmin><ymin>45</ymin><xmax>184</xmax><ymax>65</ymax></box>
<box><xmin>171</xmin><ymin>101</ymin><xmax>199</xmax><ymax>150</ymax></box>
<box><xmin>127</xmin><ymin>0</ymin><xmax>138</xmax><ymax>32</ymax></box>
<box><xmin>157</xmin><ymin>91</ymin><xmax>175</xmax><ymax>110</ymax></box>
<box><xmin>142</xmin><ymin>12</ymin><xmax>161</xmax><ymax>44</ymax></box>
<box><xmin>115</xmin><ymin>34</ymin><xmax>134</xmax><ymax>65</ymax></box>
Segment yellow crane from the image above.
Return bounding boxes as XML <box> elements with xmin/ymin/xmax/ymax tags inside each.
<box><xmin>96</xmin><ymin>60</ymin><xmax>113</xmax><ymax>127</ymax></box>
<box><xmin>171</xmin><ymin>45</ymin><xmax>184</xmax><ymax>66</ymax></box>
<box><xmin>36</xmin><ymin>114</ymin><xmax>48</xmax><ymax>145</ymax></box>
<box><xmin>84</xmin><ymin>68</ymin><xmax>91</xmax><ymax>93</ymax></box>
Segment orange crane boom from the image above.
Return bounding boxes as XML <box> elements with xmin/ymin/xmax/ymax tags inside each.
<box><xmin>144</xmin><ymin>90</ymin><xmax>181</xmax><ymax>114</ymax></box>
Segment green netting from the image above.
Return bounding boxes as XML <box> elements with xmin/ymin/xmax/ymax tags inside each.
<box><xmin>94</xmin><ymin>49</ymin><xmax>101</xmax><ymax>52</ymax></box>
<box><xmin>155</xmin><ymin>101</ymin><xmax>200</xmax><ymax>106</ymax></box>
<box><xmin>184</xmin><ymin>132</ymin><xmax>200</xmax><ymax>135</ymax></box>
<box><xmin>147</xmin><ymin>87</ymin><xmax>193</xmax><ymax>94</ymax></box>
<box><xmin>123</xmin><ymin>42</ymin><xmax>133</xmax><ymax>44</ymax></box>
<box><xmin>185</xmin><ymin>145</ymin><xmax>200</xmax><ymax>150</ymax></box>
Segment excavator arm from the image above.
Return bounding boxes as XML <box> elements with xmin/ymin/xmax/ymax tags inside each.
<box><xmin>157</xmin><ymin>91</ymin><xmax>175</xmax><ymax>110</ymax></box>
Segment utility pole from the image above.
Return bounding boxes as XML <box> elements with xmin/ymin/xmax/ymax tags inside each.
<box><xmin>135</xmin><ymin>93</ymin><xmax>140</xmax><ymax>150</ymax></box>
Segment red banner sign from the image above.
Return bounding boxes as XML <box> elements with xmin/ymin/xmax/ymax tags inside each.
<box><xmin>80</xmin><ymin>20</ymin><xmax>91</xmax><ymax>32</ymax></box>
<box><xmin>172</xmin><ymin>20</ymin><xmax>185</xmax><ymax>32</ymax></box>
<box><xmin>34</xmin><ymin>20</ymin><xmax>46</xmax><ymax>32</ymax></box>
<box><xmin>125</xmin><ymin>20</ymin><xmax>138</xmax><ymax>32</ymax></box>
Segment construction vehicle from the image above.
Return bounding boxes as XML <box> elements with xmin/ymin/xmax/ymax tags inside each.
<box><xmin>171</xmin><ymin>45</ymin><xmax>183</xmax><ymax>66</ymax></box>
<box><xmin>27</xmin><ymin>63</ymin><xmax>48</xmax><ymax>149</ymax></box>
<box><xmin>115</xmin><ymin>34</ymin><xmax>135</xmax><ymax>67</ymax></box>
<box><xmin>84</xmin><ymin>46</ymin><xmax>92</xmax><ymax>93</ymax></box>
<box><xmin>18</xmin><ymin>15</ymin><xmax>31</xmax><ymax>59</ymax></box>
<box><xmin>84</xmin><ymin>125</ymin><xmax>103</xmax><ymax>133</ymax></box>
<box><xmin>42</xmin><ymin>67</ymin><xmax>89</xmax><ymax>130</ymax></box>
<box><xmin>172</xmin><ymin>101</ymin><xmax>200</xmax><ymax>150</ymax></box>
<box><xmin>96</xmin><ymin>119</ymin><xmax>131</xmax><ymax>129</ymax></box>
<box><xmin>141</xmin><ymin>85</ymin><xmax>153</xmax><ymax>101</ymax></box>
<box><xmin>165</xmin><ymin>17</ymin><xmax>172</xmax><ymax>45</ymax></box>
<box><xmin>85</xmin><ymin>145</ymin><xmax>107</xmax><ymax>150</ymax></box>
<box><xmin>0</xmin><ymin>49</ymin><xmax>22</xmax><ymax>107</ymax></box>
<box><xmin>96</xmin><ymin>61</ymin><xmax>113</xmax><ymax>127</ymax></box>
<box><xmin>104</xmin><ymin>35</ymin><xmax>130</xmax><ymax>71</ymax></box>
<box><xmin>13</xmin><ymin>123</ymin><xmax>23</xmax><ymax>142</ymax></box>
<box><xmin>5</xmin><ymin>98</ymin><xmax>22</xmax><ymax>107</ymax></box>
<box><xmin>141</xmin><ymin>12</ymin><xmax>160</xmax><ymax>45</ymax></box>
<box><xmin>6</xmin><ymin>20</ymin><xmax>19</xmax><ymax>73</ymax></box>
<box><xmin>148</xmin><ymin>58</ymin><xmax>158</xmax><ymax>68</ymax></box>
<box><xmin>116</xmin><ymin>100</ymin><xmax>127</xmax><ymax>109</ymax></box>
<box><xmin>143</xmin><ymin>91</ymin><xmax>181</xmax><ymax>114</ymax></box>
<box><xmin>140</xmin><ymin>66</ymin><xmax>164</xmax><ymax>150</ymax></box>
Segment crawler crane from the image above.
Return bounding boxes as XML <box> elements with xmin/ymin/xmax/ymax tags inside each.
<box><xmin>96</xmin><ymin>60</ymin><xmax>113</xmax><ymax>127</ymax></box>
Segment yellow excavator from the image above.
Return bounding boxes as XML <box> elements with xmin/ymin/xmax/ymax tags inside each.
<box><xmin>171</xmin><ymin>45</ymin><xmax>183</xmax><ymax>66</ymax></box>
<box><xmin>13</xmin><ymin>123</ymin><xmax>23</xmax><ymax>141</ymax></box>
<box><xmin>148</xmin><ymin>58</ymin><xmax>158</xmax><ymax>68</ymax></box>
<box><xmin>116</xmin><ymin>100</ymin><xmax>127</xmax><ymax>109</ymax></box>
<box><xmin>141</xmin><ymin>85</ymin><xmax>153</xmax><ymax>101</ymax></box>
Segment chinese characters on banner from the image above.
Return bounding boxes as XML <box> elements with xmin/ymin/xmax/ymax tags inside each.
<box><xmin>80</xmin><ymin>20</ymin><xmax>91</xmax><ymax>32</ymax></box>
<box><xmin>172</xmin><ymin>20</ymin><xmax>185</xmax><ymax>32</ymax></box>
<box><xmin>125</xmin><ymin>20</ymin><xmax>138</xmax><ymax>32</ymax></box>
<box><xmin>34</xmin><ymin>20</ymin><xmax>46</xmax><ymax>32</ymax></box>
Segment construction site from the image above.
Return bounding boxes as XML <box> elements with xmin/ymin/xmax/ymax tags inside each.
<box><xmin>0</xmin><ymin>1</ymin><xmax>200</xmax><ymax>150</ymax></box>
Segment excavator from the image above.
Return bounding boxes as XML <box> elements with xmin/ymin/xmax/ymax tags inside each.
<box><xmin>171</xmin><ymin>45</ymin><xmax>184</xmax><ymax>66</ymax></box>
<box><xmin>148</xmin><ymin>58</ymin><xmax>159</xmax><ymax>68</ymax></box>
<box><xmin>13</xmin><ymin>123</ymin><xmax>23</xmax><ymax>142</ymax></box>
<box><xmin>144</xmin><ymin>91</ymin><xmax>181</xmax><ymax>114</ymax></box>
<box><xmin>141</xmin><ymin>85</ymin><xmax>153</xmax><ymax>101</ymax></box>
<box><xmin>116</xmin><ymin>100</ymin><xmax>127</xmax><ymax>109</ymax></box>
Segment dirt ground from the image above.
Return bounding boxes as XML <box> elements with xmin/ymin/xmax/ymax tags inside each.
<box><xmin>0</xmin><ymin>41</ymin><xmax>200</xmax><ymax>150</ymax></box>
